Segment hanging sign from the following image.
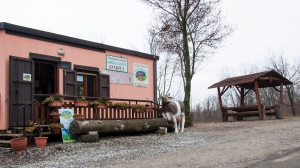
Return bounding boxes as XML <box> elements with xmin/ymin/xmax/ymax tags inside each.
<box><xmin>133</xmin><ymin>63</ymin><xmax>148</xmax><ymax>87</ymax></box>
<box><xmin>58</xmin><ymin>109</ymin><xmax>77</xmax><ymax>143</ymax></box>
<box><xmin>106</xmin><ymin>55</ymin><xmax>128</xmax><ymax>73</ymax></box>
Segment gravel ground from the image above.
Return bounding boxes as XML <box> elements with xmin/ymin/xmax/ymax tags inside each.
<box><xmin>1</xmin><ymin>117</ymin><xmax>300</xmax><ymax>168</ymax></box>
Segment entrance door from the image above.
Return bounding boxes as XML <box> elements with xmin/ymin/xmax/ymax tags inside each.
<box><xmin>9</xmin><ymin>56</ymin><xmax>34</xmax><ymax>127</ymax></box>
<box><xmin>34</xmin><ymin>62</ymin><xmax>56</xmax><ymax>94</ymax></box>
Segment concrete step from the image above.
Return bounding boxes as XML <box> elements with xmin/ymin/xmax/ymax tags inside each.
<box><xmin>0</xmin><ymin>140</ymin><xmax>10</xmax><ymax>144</ymax></box>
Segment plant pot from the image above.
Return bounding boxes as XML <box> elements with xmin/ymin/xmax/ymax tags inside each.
<box><xmin>51</xmin><ymin>114</ymin><xmax>60</xmax><ymax>121</ymax></box>
<box><xmin>115</xmin><ymin>106</ymin><xmax>126</xmax><ymax>110</ymax></box>
<box><xmin>51</xmin><ymin>127</ymin><xmax>61</xmax><ymax>134</ymax></box>
<box><xmin>34</xmin><ymin>137</ymin><xmax>48</xmax><ymax>148</ymax></box>
<box><xmin>94</xmin><ymin>104</ymin><xmax>106</xmax><ymax>109</ymax></box>
<box><xmin>74</xmin><ymin>101</ymin><xmax>88</xmax><ymax>107</ymax></box>
<box><xmin>132</xmin><ymin>108</ymin><xmax>141</xmax><ymax>112</ymax></box>
<box><xmin>10</xmin><ymin>137</ymin><xmax>27</xmax><ymax>154</ymax></box>
<box><xmin>145</xmin><ymin>106</ymin><xmax>154</xmax><ymax>112</ymax></box>
<box><xmin>74</xmin><ymin>114</ymin><xmax>86</xmax><ymax>120</ymax></box>
<box><xmin>48</xmin><ymin>100</ymin><xmax>62</xmax><ymax>107</ymax></box>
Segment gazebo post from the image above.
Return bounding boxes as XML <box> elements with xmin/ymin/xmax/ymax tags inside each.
<box><xmin>217</xmin><ymin>87</ymin><xmax>227</xmax><ymax>121</ymax></box>
<box><xmin>254</xmin><ymin>81</ymin><xmax>263</xmax><ymax>120</ymax></box>
<box><xmin>240</xmin><ymin>87</ymin><xmax>245</xmax><ymax>106</ymax></box>
<box><xmin>236</xmin><ymin>87</ymin><xmax>245</xmax><ymax>121</ymax></box>
<box><xmin>280</xmin><ymin>82</ymin><xmax>283</xmax><ymax>111</ymax></box>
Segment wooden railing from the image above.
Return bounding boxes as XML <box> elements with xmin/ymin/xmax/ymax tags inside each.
<box><xmin>32</xmin><ymin>98</ymin><xmax>163</xmax><ymax>125</ymax></box>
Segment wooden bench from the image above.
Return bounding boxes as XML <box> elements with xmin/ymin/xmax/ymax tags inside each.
<box><xmin>222</xmin><ymin>104</ymin><xmax>281</xmax><ymax>120</ymax></box>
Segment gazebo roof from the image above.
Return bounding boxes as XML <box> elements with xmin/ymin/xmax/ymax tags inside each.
<box><xmin>208</xmin><ymin>70</ymin><xmax>293</xmax><ymax>89</ymax></box>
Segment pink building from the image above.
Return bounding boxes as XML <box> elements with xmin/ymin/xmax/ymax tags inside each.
<box><xmin>0</xmin><ymin>23</ymin><xmax>159</xmax><ymax>130</ymax></box>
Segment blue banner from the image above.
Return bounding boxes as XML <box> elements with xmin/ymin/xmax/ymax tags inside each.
<box><xmin>58</xmin><ymin>109</ymin><xmax>77</xmax><ymax>143</ymax></box>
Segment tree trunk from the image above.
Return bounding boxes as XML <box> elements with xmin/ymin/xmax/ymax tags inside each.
<box><xmin>69</xmin><ymin>118</ymin><xmax>168</xmax><ymax>134</ymax></box>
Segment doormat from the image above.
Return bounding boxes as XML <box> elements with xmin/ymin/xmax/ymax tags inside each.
<box><xmin>0</xmin><ymin>147</ymin><xmax>13</xmax><ymax>154</ymax></box>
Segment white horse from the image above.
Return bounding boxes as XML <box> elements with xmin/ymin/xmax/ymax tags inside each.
<box><xmin>161</xmin><ymin>94</ymin><xmax>185</xmax><ymax>134</ymax></box>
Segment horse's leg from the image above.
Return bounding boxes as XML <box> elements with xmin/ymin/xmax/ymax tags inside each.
<box><xmin>180</xmin><ymin>112</ymin><xmax>185</xmax><ymax>133</ymax></box>
<box><xmin>162</xmin><ymin>113</ymin><xmax>168</xmax><ymax>133</ymax></box>
<box><xmin>177</xmin><ymin>117</ymin><xmax>181</xmax><ymax>131</ymax></box>
<box><xmin>171</xmin><ymin>114</ymin><xmax>178</xmax><ymax>134</ymax></box>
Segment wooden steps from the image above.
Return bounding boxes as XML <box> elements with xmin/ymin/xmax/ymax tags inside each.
<box><xmin>0</xmin><ymin>133</ymin><xmax>23</xmax><ymax>145</ymax></box>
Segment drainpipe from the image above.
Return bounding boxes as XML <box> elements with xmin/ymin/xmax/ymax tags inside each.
<box><xmin>153</xmin><ymin>60</ymin><xmax>157</xmax><ymax>105</ymax></box>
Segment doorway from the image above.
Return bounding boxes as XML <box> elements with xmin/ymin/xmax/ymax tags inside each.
<box><xmin>34</xmin><ymin>62</ymin><xmax>57</xmax><ymax>94</ymax></box>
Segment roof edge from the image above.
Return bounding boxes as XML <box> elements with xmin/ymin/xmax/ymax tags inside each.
<box><xmin>0</xmin><ymin>22</ymin><xmax>159</xmax><ymax>60</ymax></box>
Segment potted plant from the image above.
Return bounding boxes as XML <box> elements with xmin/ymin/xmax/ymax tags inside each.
<box><xmin>49</xmin><ymin>123</ymin><xmax>64</xmax><ymax>134</ymax></box>
<box><xmin>9</xmin><ymin>135</ymin><xmax>27</xmax><ymax>154</ymax></box>
<box><xmin>33</xmin><ymin>124</ymin><xmax>49</xmax><ymax>148</ymax></box>
<box><xmin>91</xmin><ymin>97</ymin><xmax>108</xmax><ymax>109</ymax></box>
<box><xmin>49</xmin><ymin>111</ymin><xmax>61</xmax><ymax>121</ymax></box>
<box><xmin>42</xmin><ymin>93</ymin><xmax>64</xmax><ymax>107</ymax></box>
<box><xmin>74</xmin><ymin>96</ymin><xmax>88</xmax><ymax>107</ymax></box>
<box><xmin>112</xmin><ymin>102</ymin><xmax>130</xmax><ymax>110</ymax></box>
<box><xmin>131</xmin><ymin>104</ymin><xmax>146</xmax><ymax>113</ymax></box>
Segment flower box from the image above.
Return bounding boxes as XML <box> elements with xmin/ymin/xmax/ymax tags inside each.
<box><xmin>115</xmin><ymin>106</ymin><xmax>126</xmax><ymax>110</ymax></box>
<box><xmin>51</xmin><ymin>127</ymin><xmax>61</xmax><ymax>134</ymax></box>
<box><xmin>74</xmin><ymin>101</ymin><xmax>88</xmax><ymax>107</ymax></box>
<box><xmin>73</xmin><ymin>114</ymin><xmax>85</xmax><ymax>120</ymax></box>
<box><xmin>47</xmin><ymin>100</ymin><xmax>63</xmax><ymax>107</ymax></box>
<box><xmin>94</xmin><ymin>104</ymin><xmax>106</xmax><ymax>109</ymax></box>
<box><xmin>132</xmin><ymin>108</ymin><xmax>142</xmax><ymax>113</ymax></box>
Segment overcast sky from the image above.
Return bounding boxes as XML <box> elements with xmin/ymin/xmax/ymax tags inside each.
<box><xmin>1</xmin><ymin>0</ymin><xmax>300</xmax><ymax>104</ymax></box>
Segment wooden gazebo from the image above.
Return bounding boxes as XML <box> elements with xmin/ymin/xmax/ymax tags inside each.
<box><xmin>208</xmin><ymin>70</ymin><xmax>293</xmax><ymax>121</ymax></box>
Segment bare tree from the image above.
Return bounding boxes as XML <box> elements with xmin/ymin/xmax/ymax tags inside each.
<box><xmin>147</xmin><ymin>29</ymin><xmax>180</xmax><ymax>104</ymax></box>
<box><xmin>142</xmin><ymin>0</ymin><xmax>234</xmax><ymax>126</ymax></box>
<box><xmin>265</xmin><ymin>51</ymin><xmax>300</xmax><ymax>116</ymax></box>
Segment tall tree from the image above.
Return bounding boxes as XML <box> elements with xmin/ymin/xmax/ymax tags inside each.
<box><xmin>142</xmin><ymin>0</ymin><xmax>234</xmax><ymax>126</ymax></box>
<box><xmin>265</xmin><ymin>51</ymin><xmax>300</xmax><ymax>116</ymax></box>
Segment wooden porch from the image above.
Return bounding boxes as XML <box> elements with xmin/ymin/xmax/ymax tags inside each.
<box><xmin>32</xmin><ymin>98</ymin><xmax>163</xmax><ymax>126</ymax></box>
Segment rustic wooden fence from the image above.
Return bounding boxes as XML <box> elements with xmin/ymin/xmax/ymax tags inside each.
<box><xmin>33</xmin><ymin>100</ymin><xmax>163</xmax><ymax>125</ymax></box>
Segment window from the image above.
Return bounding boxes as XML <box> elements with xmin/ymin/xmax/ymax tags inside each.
<box><xmin>76</xmin><ymin>72</ymin><xmax>97</xmax><ymax>97</ymax></box>
<box><xmin>64</xmin><ymin>65</ymin><xmax>110</xmax><ymax>98</ymax></box>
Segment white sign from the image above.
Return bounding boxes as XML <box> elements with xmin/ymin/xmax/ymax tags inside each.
<box><xmin>23</xmin><ymin>73</ymin><xmax>31</xmax><ymax>81</ymax></box>
<box><xmin>133</xmin><ymin>63</ymin><xmax>148</xmax><ymax>87</ymax></box>
<box><xmin>106</xmin><ymin>55</ymin><xmax>128</xmax><ymax>73</ymax></box>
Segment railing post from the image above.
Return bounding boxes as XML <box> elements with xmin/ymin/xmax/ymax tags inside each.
<box><xmin>23</xmin><ymin>108</ymin><xmax>25</xmax><ymax>136</ymax></box>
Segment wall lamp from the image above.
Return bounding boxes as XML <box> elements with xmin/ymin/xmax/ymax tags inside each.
<box><xmin>58</xmin><ymin>48</ymin><xmax>65</xmax><ymax>56</ymax></box>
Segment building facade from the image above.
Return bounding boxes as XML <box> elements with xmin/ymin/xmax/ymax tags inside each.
<box><xmin>0</xmin><ymin>23</ymin><xmax>159</xmax><ymax>130</ymax></box>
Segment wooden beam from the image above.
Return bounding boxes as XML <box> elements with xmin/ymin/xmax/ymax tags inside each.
<box><xmin>217</xmin><ymin>87</ymin><xmax>226</xmax><ymax>122</ymax></box>
<box><xmin>220</xmin><ymin>86</ymin><xmax>230</xmax><ymax>96</ymax></box>
<box><xmin>258</xmin><ymin>77</ymin><xmax>281</xmax><ymax>81</ymax></box>
<box><xmin>272</xmin><ymin>86</ymin><xmax>280</xmax><ymax>92</ymax></box>
<box><xmin>254</xmin><ymin>81</ymin><xmax>263</xmax><ymax>119</ymax></box>
<box><xmin>280</xmin><ymin>82</ymin><xmax>283</xmax><ymax>105</ymax></box>
<box><xmin>240</xmin><ymin>87</ymin><xmax>244</xmax><ymax>106</ymax></box>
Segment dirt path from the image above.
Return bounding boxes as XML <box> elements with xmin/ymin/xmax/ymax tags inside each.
<box><xmin>114</xmin><ymin>117</ymin><xmax>300</xmax><ymax>168</ymax></box>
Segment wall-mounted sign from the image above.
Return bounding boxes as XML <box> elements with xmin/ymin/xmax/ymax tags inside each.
<box><xmin>133</xmin><ymin>63</ymin><xmax>148</xmax><ymax>87</ymax></box>
<box><xmin>60</xmin><ymin>61</ymin><xmax>71</xmax><ymax>69</ymax></box>
<box><xmin>23</xmin><ymin>73</ymin><xmax>31</xmax><ymax>81</ymax></box>
<box><xmin>106</xmin><ymin>55</ymin><xmax>128</xmax><ymax>73</ymax></box>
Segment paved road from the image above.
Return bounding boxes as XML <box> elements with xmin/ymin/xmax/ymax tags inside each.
<box><xmin>248</xmin><ymin>147</ymin><xmax>300</xmax><ymax>168</ymax></box>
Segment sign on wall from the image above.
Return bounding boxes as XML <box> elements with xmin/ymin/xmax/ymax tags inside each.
<box><xmin>133</xmin><ymin>63</ymin><xmax>148</xmax><ymax>87</ymax></box>
<box><xmin>106</xmin><ymin>55</ymin><xmax>128</xmax><ymax>73</ymax></box>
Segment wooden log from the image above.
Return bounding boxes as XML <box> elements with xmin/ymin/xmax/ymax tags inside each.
<box><xmin>154</xmin><ymin>127</ymin><xmax>167</xmax><ymax>134</ymax></box>
<box><xmin>69</xmin><ymin>118</ymin><xmax>168</xmax><ymax>134</ymax></box>
<box><xmin>78</xmin><ymin>134</ymin><xmax>99</xmax><ymax>142</ymax></box>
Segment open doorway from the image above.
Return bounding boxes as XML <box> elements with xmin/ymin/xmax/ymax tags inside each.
<box><xmin>34</xmin><ymin>62</ymin><xmax>57</xmax><ymax>94</ymax></box>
